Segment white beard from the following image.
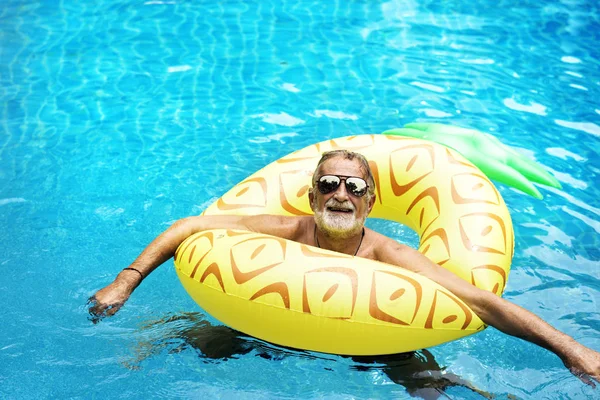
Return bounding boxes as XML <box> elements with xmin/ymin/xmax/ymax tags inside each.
<box><xmin>314</xmin><ymin>199</ymin><xmax>366</xmax><ymax>239</ymax></box>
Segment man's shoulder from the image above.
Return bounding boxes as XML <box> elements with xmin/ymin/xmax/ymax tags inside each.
<box><xmin>365</xmin><ymin>228</ymin><xmax>397</xmax><ymax>245</ymax></box>
<box><xmin>366</xmin><ymin>228</ymin><xmax>413</xmax><ymax>261</ymax></box>
<box><xmin>246</xmin><ymin>214</ymin><xmax>310</xmax><ymax>240</ymax></box>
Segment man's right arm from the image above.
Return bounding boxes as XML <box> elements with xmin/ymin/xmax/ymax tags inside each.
<box><xmin>87</xmin><ymin>215</ymin><xmax>299</xmax><ymax>322</ymax></box>
<box><xmin>373</xmin><ymin>234</ymin><xmax>600</xmax><ymax>386</ymax></box>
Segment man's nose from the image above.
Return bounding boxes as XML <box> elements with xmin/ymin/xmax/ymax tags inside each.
<box><xmin>332</xmin><ymin>182</ymin><xmax>349</xmax><ymax>200</ymax></box>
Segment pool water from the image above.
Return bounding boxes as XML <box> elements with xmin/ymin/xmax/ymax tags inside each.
<box><xmin>1</xmin><ymin>0</ymin><xmax>599</xmax><ymax>398</ymax></box>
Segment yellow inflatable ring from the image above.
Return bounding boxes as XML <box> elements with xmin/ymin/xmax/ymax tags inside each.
<box><xmin>174</xmin><ymin>135</ymin><xmax>514</xmax><ymax>355</ymax></box>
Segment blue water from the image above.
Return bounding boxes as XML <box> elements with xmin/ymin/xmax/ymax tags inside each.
<box><xmin>1</xmin><ymin>0</ymin><xmax>599</xmax><ymax>398</ymax></box>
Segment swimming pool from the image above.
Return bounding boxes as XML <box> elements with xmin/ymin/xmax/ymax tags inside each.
<box><xmin>1</xmin><ymin>0</ymin><xmax>598</xmax><ymax>398</ymax></box>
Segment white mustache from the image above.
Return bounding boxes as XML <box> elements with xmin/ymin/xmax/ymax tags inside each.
<box><xmin>325</xmin><ymin>199</ymin><xmax>355</xmax><ymax>211</ymax></box>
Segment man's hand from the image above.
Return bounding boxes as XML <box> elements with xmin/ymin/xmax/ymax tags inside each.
<box><xmin>87</xmin><ymin>270</ymin><xmax>141</xmax><ymax>323</ymax></box>
<box><xmin>560</xmin><ymin>342</ymin><xmax>600</xmax><ymax>388</ymax></box>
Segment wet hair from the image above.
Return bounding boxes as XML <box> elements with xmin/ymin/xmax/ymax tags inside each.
<box><xmin>312</xmin><ymin>150</ymin><xmax>376</xmax><ymax>197</ymax></box>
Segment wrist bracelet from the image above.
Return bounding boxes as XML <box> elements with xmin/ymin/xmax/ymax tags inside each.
<box><xmin>122</xmin><ymin>267</ymin><xmax>144</xmax><ymax>280</ymax></box>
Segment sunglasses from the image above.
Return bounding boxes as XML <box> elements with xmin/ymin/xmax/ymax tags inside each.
<box><xmin>316</xmin><ymin>175</ymin><xmax>369</xmax><ymax>198</ymax></box>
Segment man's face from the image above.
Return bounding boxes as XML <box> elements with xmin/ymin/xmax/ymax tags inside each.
<box><xmin>309</xmin><ymin>156</ymin><xmax>375</xmax><ymax>239</ymax></box>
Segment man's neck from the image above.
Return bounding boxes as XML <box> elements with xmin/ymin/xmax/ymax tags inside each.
<box><xmin>314</xmin><ymin>224</ymin><xmax>365</xmax><ymax>256</ymax></box>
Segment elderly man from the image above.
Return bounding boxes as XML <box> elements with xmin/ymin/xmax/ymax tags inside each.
<box><xmin>89</xmin><ymin>150</ymin><xmax>600</xmax><ymax>385</ymax></box>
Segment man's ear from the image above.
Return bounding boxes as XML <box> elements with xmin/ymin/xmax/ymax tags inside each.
<box><xmin>308</xmin><ymin>188</ymin><xmax>316</xmax><ymax>211</ymax></box>
<box><xmin>366</xmin><ymin>194</ymin><xmax>376</xmax><ymax>214</ymax></box>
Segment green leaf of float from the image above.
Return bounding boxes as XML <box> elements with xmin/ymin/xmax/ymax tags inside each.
<box><xmin>382</xmin><ymin>123</ymin><xmax>562</xmax><ymax>199</ymax></box>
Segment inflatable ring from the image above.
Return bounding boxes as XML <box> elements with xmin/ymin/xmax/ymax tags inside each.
<box><xmin>174</xmin><ymin>135</ymin><xmax>514</xmax><ymax>355</ymax></box>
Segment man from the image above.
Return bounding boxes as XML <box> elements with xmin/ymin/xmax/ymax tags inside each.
<box><xmin>89</xmin><ymin>150</ymin><xmax>600</xmax><ymax>386</ymax></box>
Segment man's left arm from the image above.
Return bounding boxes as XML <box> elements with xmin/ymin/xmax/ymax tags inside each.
<box><xmin>375</xmin><ymin>238</ymin><xmax>600</xmax><ymax>387</ymax></box>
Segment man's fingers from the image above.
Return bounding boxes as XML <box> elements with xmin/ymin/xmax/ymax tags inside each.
<box><xmin>87</xmin><ymin>296</ymin><xmax>104</xmax><ymax>315</ymax></box>
<box><xmin>578</xmin><ymin>374</ymin><xmax>596</xmax><ymax>388</ymax></box>
<box><xmin>87</xmin><ymin>295</ymin><xmax>123</xmax><ymax>323</ymax></box>
<box><xmin>87</xmin><ymin>298</ymin><xmax>107</xmax><ymax>324</ymax></box>
<box><xmin>105</xmin><ymin>302</ymin><xmax>124</xmax><ymax>317</ymax></box>
<box><xmin>87</xmin><ymin>298</ymin><xmax>126</xmax><ymax>324</ymax></box>
<box><xmin>571</xmin><ymin>369</ymin><xmax>597</xmax><ymax>389</ymax></box>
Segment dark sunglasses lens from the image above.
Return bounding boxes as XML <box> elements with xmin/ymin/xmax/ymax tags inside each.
<box><xmin>318</xmin><ymin>175</ymin><xmax>341</xmax><ymax>194</ymax></box>
<box><xmin>346</xmin><ymin>178</ymin><xmax>368</xmax><ymax>197</ymax></box>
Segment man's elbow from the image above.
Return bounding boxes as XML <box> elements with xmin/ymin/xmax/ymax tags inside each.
<box><xmin>468</xmin><ymin>289</ymin><xmax>500</xmax><ymax>323</ymax></box>
<box><xmin>170</xmin><ymin>216</ymin><xmax>203</xmax><ymax>236</ymax></box>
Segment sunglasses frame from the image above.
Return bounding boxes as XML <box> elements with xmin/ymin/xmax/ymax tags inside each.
<box><xmin>315</xmin><ymin>174</ymin><xmax>369</xmax><ymax>198</ymax></box>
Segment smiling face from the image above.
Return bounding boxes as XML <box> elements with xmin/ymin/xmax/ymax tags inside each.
<box><xmin>309</xmin><ymin>155</ymin><xmax>376</xmax><ymax>239</ymax></box>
